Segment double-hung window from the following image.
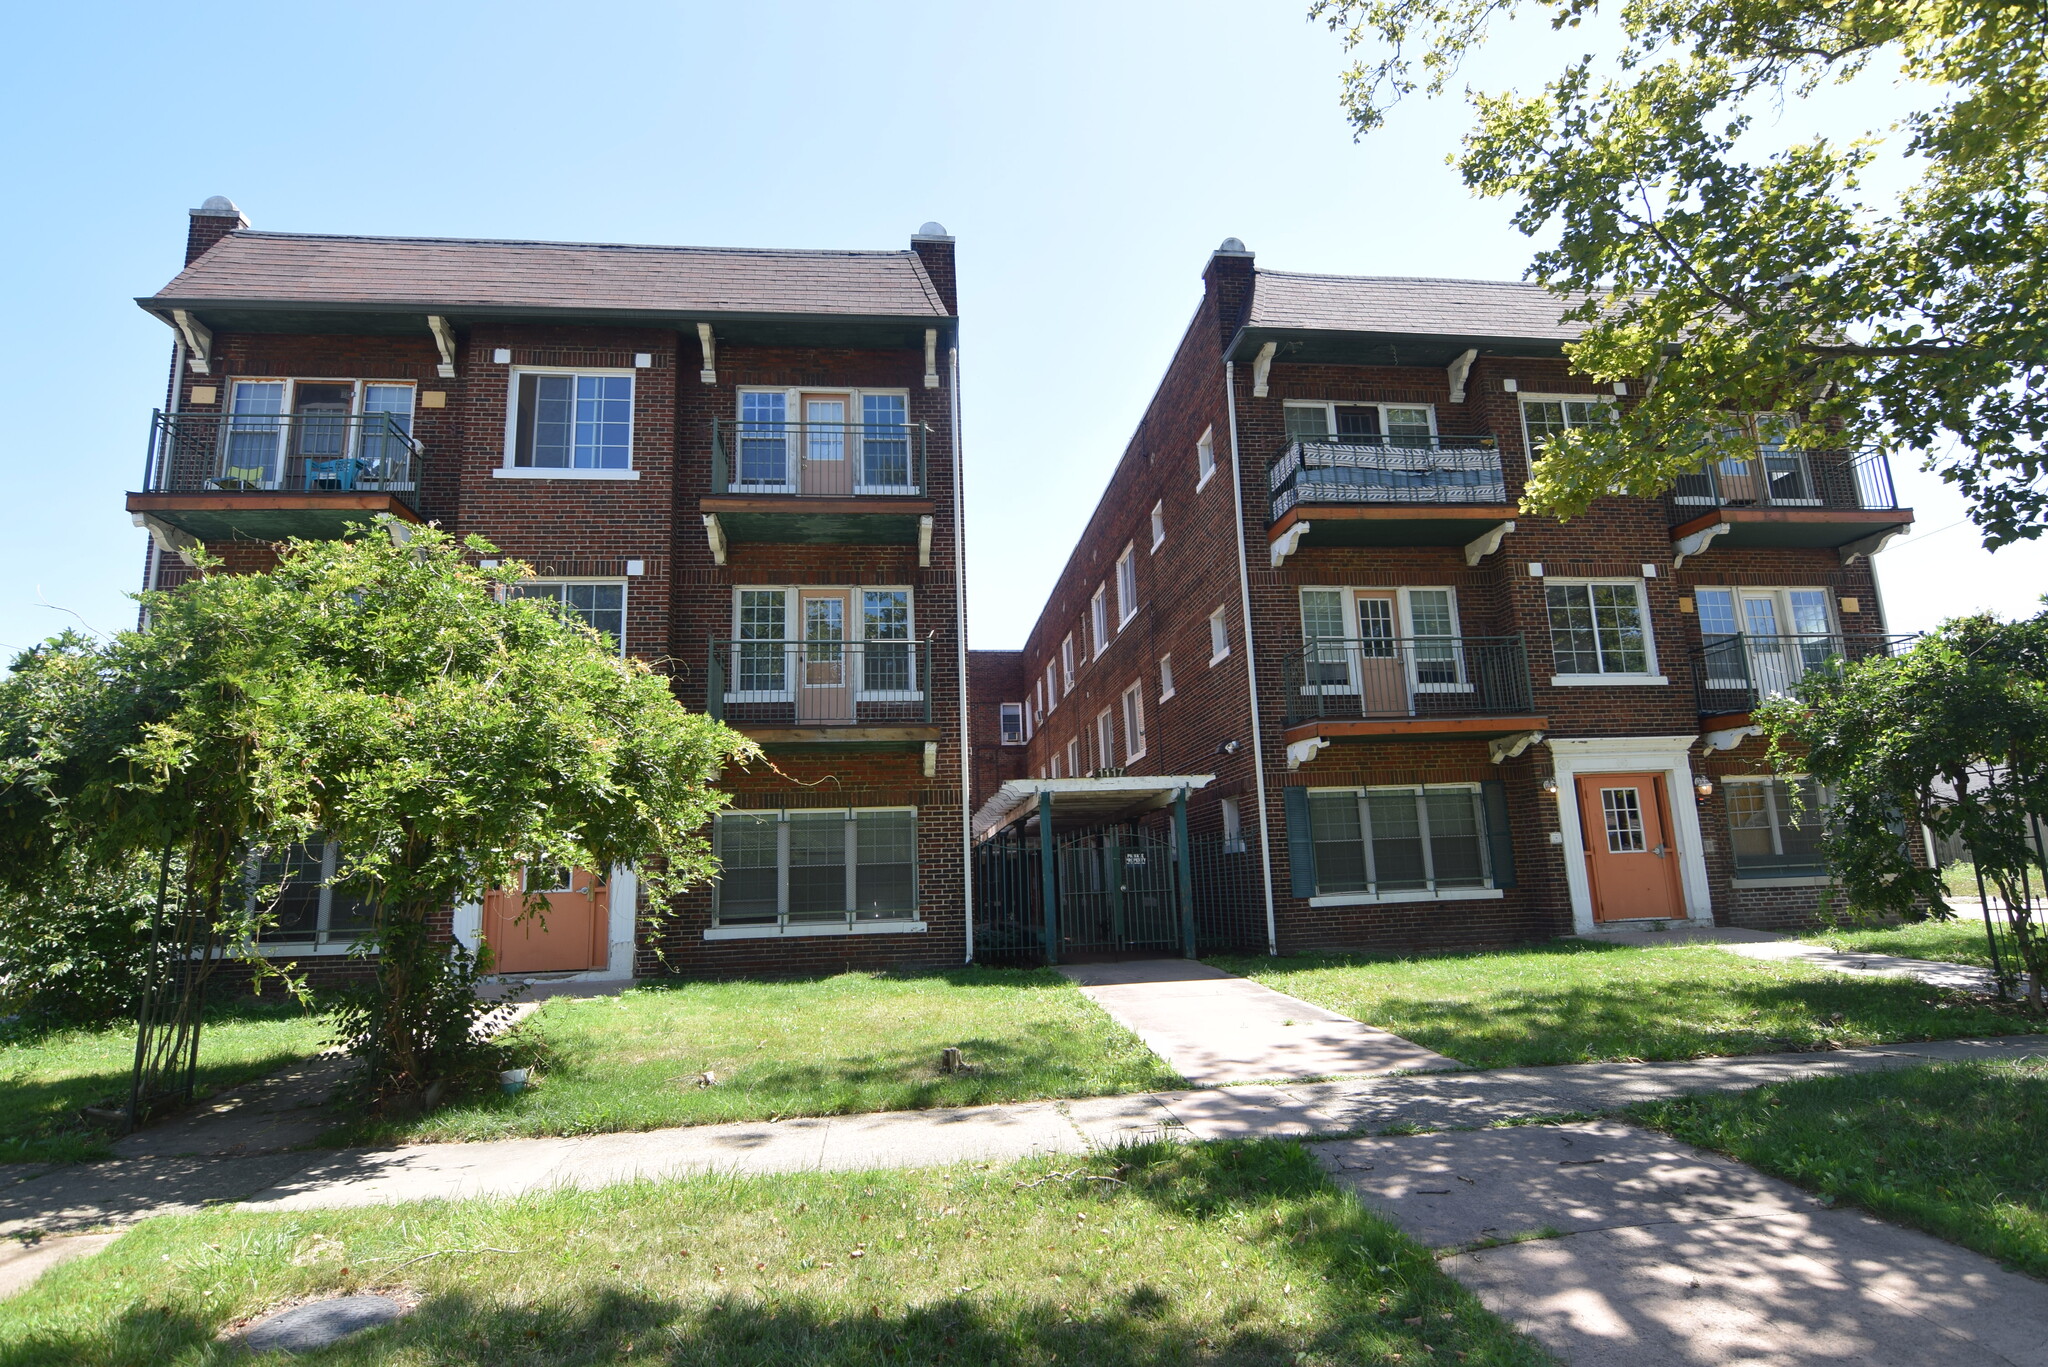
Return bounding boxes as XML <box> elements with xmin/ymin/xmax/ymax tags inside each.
<box><xmin>1284</xmin><ymin>401</ymin><xmax>1436</xmax><ymax>445</ymax></box>
<box><xmin>1091</xmin><ymin>586</ymin><xmax>1110</xmax><ymax>657</ymax></box>
<box><xmin>512</xmin><ymin>371</ymin><xmax>633</xmax><ymax>469</ymax></box>
<box><xmin>999</xmin><ymin>703</ymin><xmax>1025</xmax><ymax>745</ymax></box>
<box><xmin>713</xmin><ymin>808</ymin><xmax>918</xmax><ymax>929</ymax></box>
<box><xmin>1196</xmin><ymin>427</ymin><xmax>1216</xmax><ymax>487</ymax></box>
<box><xmin>1115</xmin><ymin>545</ymin><xmax>1138</xmax><ymax>626</ymax></box>
<box><xmin>1150</xmin><ymin>501</ymin><xmax>1165</xmax><ymax>550</ymax></box>
<box><xmin>736</xmin><ymin>391</ymin><xmax>791</xmax><ymax>488</ymax></box>
<box><xmin>250</xmin><ymin>837</ymin><xmax>376</xmax><ymax>950</ymax></box>
<box><xmin>1121</xmin><ymin>684</ymin><xmax>1147</xmax><ymax>762</ymax></box>
<box><xmin>1209</xmin><ymin>606</ymin><xmax>1230</xmax><ymax>663</ymax></box>
<box><xmin>1066</xmin><ymin>737</ymin><xmax>1081</xmax><ymax>778</ymax></box>
<box><xmin>735</xmin><ymin>589</ymin><xmax>790</xmax><ymax>694</ymax></box>
<box><xmin>861</xmin><ymin>589</ymin><xmax>914</xmax><ymax>695</ymax></box>
<box><xmin>1545</xmin><ymin>581</ymin><xmax>1655</xmax><ymax>680</ymax></box>
<box><xmin>1520</xmin><ymin>397</ymin><xmax>1615</xmax><ymax>452</ymax></box>
<box><xmin>1726</xmin><ymin>776</ymin><xmax>1828</xmax><ymax>877</ymax></box>
<box><xmin>1159</xmin><ymin>654</ymin><xmax>1175</xmax><ymax>701</ymax></box>
<box><xmin>1061</xmin><ymin>634</ymin><xmax>1077</xmax><ymax>691</ymax></box>
<box><xmin>1307</xmin><ymin>785</ymin><xmax>1492</xmax><ymax>898</ymax></box>
<box><xmin>1044</xmin><ymin>661</ymin><xmax>1059</xmax><ymax>711</ymax></box>
<box><xmin>510</xmin><ymin>581</ymin><xmax>627</xmax><ymax>653</ymax></box>
<box><xmin>1095</xmin><ymin>709</ymin><xmax>1115</xmax><ymax>772</ymax></box>
<box><xmin>860</xmin><ymin>393</ymin><xmax>913</xmax><ymax>491</ymax></box>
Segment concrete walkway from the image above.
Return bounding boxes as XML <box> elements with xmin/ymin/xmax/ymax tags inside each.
<box><xmin>1057</xmin><ymin>958</ymin><xmax>1461</xmax><ymax>1084</ymax></box>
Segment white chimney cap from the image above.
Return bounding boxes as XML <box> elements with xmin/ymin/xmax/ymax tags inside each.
<box><xmin>915</xmin><ymin>221</ymin><xmax>951</xmax><ymax>238</ymax></box>
<box><xmin>193</xmin><ymin>195</ymin><xmax>244</xmax><ymax>217</ymax></box>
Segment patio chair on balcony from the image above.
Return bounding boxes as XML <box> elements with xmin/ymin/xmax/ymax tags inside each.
<box><xmin>303</xmin><ymin>458</ymin><xmax>362</xmax><ymax>492</ymax></box>
<box><xmin>206</xmin><ymin>464</ymin><xmax>268</xmax><ymax>491</ymax></box>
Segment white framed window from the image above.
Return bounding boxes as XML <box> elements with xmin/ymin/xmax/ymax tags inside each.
<box><xmin>1045</xmin><ymin>660</ymin><xmax>1059</xmax><ymax>711</ymax></box>
<box><xmin>1544</xmin><ymin>580</ymin><xmax>1661</xmax><ymax>682</ymax></box>
<box><xmin>713</xmin><ymin>807</ymin><xmax>918</xmax><ymax>928</ymax></box>
<box><xmin>998</xmin><ymin>703</ymin><xmax>1024</xmax><ymax>746</ymax></box>
<box><xmin>511</xmin><ymin>580</ymin><xmax>628</xmax><ymax>654</ymax></box>
<box><xmin>505</xmin><ymin>368</ymin><xmax>635</xmax><ymax>473</ymax></box>
<box><xmin>1519</xmin><ymin>395</ymin><xmax>1616</xmax><ymax>454</ymax></box>
<box><xmin>1221</xmin><ymin>798</ymin><xmax>1245</xmax><ymax>854</ymax></box>
<box><xmin>1066</xmin><ymin>737</ymin><xmax>1081</xmax><ymax>779</ymax></box>
<box><xmin>1116</xmin><ymin>544</ymin><xmax>1138</xmax><ymax>627</ymax></box>
<box><xmin>1696</xmin><ymin>587</ymin><xmax>1837</xmax><ymax>694</ymax></box>
<box><xmin>217</xmin><ymin>378</ymin><xmax>418</xmax><ymax>491</ymax></box>
<box><xmin>1051</xmin><ymin>752</ymin><xmax>1064</xmax><ymax>779</ymax></box>
<box><xmin>1283</xmin><ymin>401</ymin><xmax>1437</xmax><ymax>443</ymax></box>
<box><xmin>1307</xmin><ymin>784</ymin><xmax>1494</xmax><ymax>899</ymax></box>
<box><xmin>1061</xmin><ymin>634</ymin><xmax>1077</xmax><ymax>691</ymax></box>
<box><xmin>1121</xmin><ymin>683</ymin><xmax>1147</xmax><ymax>762</ymax></box>
<box><xmin>249</xmin><ymin>837</ymin><xmax>375</xmax><ymax>952</ymax></box>
<box><xmin>1209</xmin><ymin>606</ymin><xmax>1230</xmax><ymax>664</ymax></box>
<box><xmin>1095</xmin><ymin>708</ymin><xmax>1116</xmax><ymax>772</ymax></box>
<box><xmin>1150</xmin><ymin>500</ymin><xmax>1166</xmax><ymax>550</ymax></box>
<box><xmin>1091</xmin><ymin>585</ymin><xmax>1110</xmax><ymax>657</ymax></box>
<box><xmin>1196</xmin><ymin>427</ymin><xmax>1216</xmax><ymax>489</ymax></box>
<box><xmin>1297</xmin><ymin>586</ymin><xmax>1468</xmax><ymax>696</ymax></box>
<box><xmin>1159</xmin><ymin>653</ymin><xmax>1176</xmax><ymax>701</ymax></box>
<box><xmin>1725</xmin><ymin>776</ymin><xmax>1829</xmax><ymax>877</ymax></box>
<box><xmin>725</xmin><ymin>586</ymin><xmax>918</xmax><ymax>701</ymax></box>
<box><xmin>730</xmin><ymin>387</ymin><xmax>916</xmax><ymax>494</ymax></box>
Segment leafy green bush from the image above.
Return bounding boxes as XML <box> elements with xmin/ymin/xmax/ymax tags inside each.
<box><xmin>0</xmin><ymin>851</ymin><xmax>161</xmax><ymax>1025</ymax></box>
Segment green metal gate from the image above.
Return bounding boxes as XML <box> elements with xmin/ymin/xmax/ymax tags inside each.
<box><xmin>1053</xmin><ymin>830</ymin><xmax>1183</xmax><ymax>957</ymax></box>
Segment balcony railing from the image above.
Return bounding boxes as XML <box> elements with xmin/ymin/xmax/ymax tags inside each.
<box><xmin>1270</xmin><ymin>434</ymin><xmax>1505</xmax><ymax>521</ymax></box>
<box><xmin>1692</xmin><ymin>633</ymin><xmax>1914</xmax><ymax>715</ymax></box>
<box><xmin>711</xmin><ymin>420</ymin><xmax>929</xmax><ymax>498</ymax></box>
<box><xmin>1280</xmin><ymin>635</ymin><xmax>1533</xmax><ymax>726</ymax></box>
<box><xmin>1671</xmin><ymin>447</ymin><xmax>1900</xmax><ymax>513</ymax></box>
<box><xmin>708</xmin><ymin>637</ymin><xmax>932</xmax><ymax>727</ymax></box>
<box><xmin>143</xmin><ymin>411</ymin><xmax>424</xmax><ymax>511</ymax></box>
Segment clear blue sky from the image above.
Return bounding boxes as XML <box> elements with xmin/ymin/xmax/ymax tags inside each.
<box><xmin>1</xmin><ymin>0</ymin><xmax>2038</xmax><ymax>660</ymax></box>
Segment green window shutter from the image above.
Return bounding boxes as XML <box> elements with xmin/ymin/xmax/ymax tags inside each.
<box><xmin>1482</xmin><ymin>780</ymin><xmax>1516</xmax><ymax>889</ymax></box>
<box><xmin>1284</xmin><ymin>785</ymin><xmax>1317</xmax><ymax>898</ymax></box>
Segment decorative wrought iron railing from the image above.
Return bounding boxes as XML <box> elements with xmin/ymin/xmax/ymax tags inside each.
<box><xmin>711</xmin><ymin>420</ymin><xmax>929</xmax><ymax>498</ymax></box>
<box><xmin>707</xmin><ymin>637</ymin><xmax>933</xmax><ymax>727</ymax></box>
<box><xmin>1670</xmin><ymin>447</ymin><xmax>1901</xmax><ymax>514</ymax></box>
<box><xmin>143</xmin><ymin>411</ymin><xmax>424</xmax><ymax>511</ymax></box>
<box><xmin>1691</xmin><ymin>632</ymin><xmax>1915</xmax><ymax>715</ymax></box>
<box><xmin>1278</xmin><ymin>635</ymin><xmax>1534</xmax><ymax>726</ymax></box>
<box><xmin>1269</xmin><ymin>433</ymin><xmax>1506</xmax><ymax>521</ymax></box>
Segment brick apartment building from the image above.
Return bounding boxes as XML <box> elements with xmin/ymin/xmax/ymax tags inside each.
<box><xmin>129</xmin><ymin>197</ymin><xmax>969</xmax><ymax>984</ymax></box>
<box><xmin>968</xmin><ymin>238</ymin><xmax>1915</xmax><ymax>959</ymax></box>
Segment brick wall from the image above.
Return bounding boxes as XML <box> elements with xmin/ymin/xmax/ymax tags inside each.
<box><xmin>967</xmin><ymin>649</ymin><xmax>1028</xmax><ymax>809</ymax></box>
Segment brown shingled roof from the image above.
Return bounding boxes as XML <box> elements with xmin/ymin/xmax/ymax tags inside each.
<box><xmin>149</xmin><ymin>231</ymin><xmax>951</xmax><ymax>318</ymax></box>
<box><xmin>1248</xmin><ymin>270</ymin><xmax>1591</xmax><ymax>341</ymax></box>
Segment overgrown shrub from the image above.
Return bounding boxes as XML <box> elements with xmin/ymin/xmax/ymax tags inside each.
<box><xmin>0</xmin><ymin>850</ymin><xmax>161</xmax><ymax>1024</ymax></box>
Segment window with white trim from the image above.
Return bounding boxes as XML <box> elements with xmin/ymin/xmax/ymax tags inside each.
<box><xmin>1545</xmin><ymin>581</ymin><xmax>1653</xmax><ymax>677</ymax></box>
<box><xmin>1196</xmin><ymin>427</ymin><xmax>1216</xmax><ymax>487</ymax></box>
<box><xmin>512</xmin><ymin>371</ymin><xmax>634</xmax><ymax>469</ymax></box>
<box><xmin>1696</xmin><ymin>587</ymin><xmax>1837</xmax><ymax>693</ymax></box>
<box><xmin>1061</xmin><ymin>634</ymin><xmax>1077</xmax><ymax>691</ymax></box>
<box><xmin>1045</xmin><ymin>660</ymin><xmax>1059</xmax><ymax>711</ymax></box>
<box><xmin>250</xmin><ymin>837</ymin><xmax>375</xmax><ymax>949</ymax></box>
<box><xmin>1150</xmin><ymin>500</ymin><xmax>1165</xmax><ymax>550</ymax></box>
<box><xmin>1121</xmin><ymin>684</ymin><xmax>1147</xmax><ymax>762</ymax></box>
<box><xmin>1308</xmin><ymin>785</ymin><xmax>1492</xmax><ymax>897</ymax></box>
<box><xmin>1159</xmin><ymin>653</ymin><xmax>1175</xmax><ymax>701</ymax></box>
<box><xmin>1091</xmin><ymin>585</ymin><xmax>1110</xmax><ymax>657</ymax></box>
<box><xmin>511</xmin><ymin>581</ymin><xmax>627</xmax><ymax>654</ymax></box>
<box><xmin>1066</xmin><ymin>737</ymin><xmax>1081</xmax><ymax>779</ymax></box>
<box><xmin>1726</xmin><ymin>776</ymin><xmax>1829</xmax><ymax>876</ymax></box>
<box><xmin>1284</xmin><ymin>401</ymin><xmax>1436</xmax><ymax>442</ymax></box>
<box><xmin>998</xmin><ymin>703</ymin><xmax>1024</xmax><ymax>745</ymax></box>
<box><xmin>727</xmin><ymin>587</ymin><xmax>917</xmax><ymax>699</ymax></box>
<box><xmin>714</xmin><ymin>808</ymin><xmax>917</xmax><ymax>927</ymax></box>
<box><xmin>1095</xmin><ymin>708</ymin><xmax>1115</xmax><ymax>772</ymax></box>
<box><xmin>1520</xmin><ymin>396</ymin><xmax>1615</xmax><ymax>452</ymax></box>
<box><xmin>1209</xmin><ymin>606</ymin><xmax>1230</xmax><ymax>663</ymax></box>
<box><xmin>1221</xmin><ymin>798</ymin><xmax>1245</xmax><ymax>854</ymax></box>
<box><xmin>1116</xmin><ymin>544</ymin><xmax>1138</xmax><ymax>627</ymax></box>
<box><xmin>1298</xmin><ymin>586</ymin><xmax>1465</xmax><ymax>693</ymax></box>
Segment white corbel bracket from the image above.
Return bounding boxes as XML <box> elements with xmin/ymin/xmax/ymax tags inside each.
<box><xmin>1704</xmin><ymin>724</ymin><xmax>1761</xmax><ymax>752</ymax></box>
<box><xmin>924</xmin><ymin>329</ymin><xmax>940</xmax><ymax>389</ymax></box>
<box><xmin>171</xmin><ymin>310</ymin><xmax>213</xmax><ymax>375</ymax></box>
<box><xmin>427</xmin><ymin>316</ymin><xmax>458</xmax><ymax>379</ymax></box>
<box><xmin>697</xmin><ymin>323</ymin><xmax>717</xmax><ymax>385</ymax></box>
<box><xmin>702</xmin><ymin>513</ymin><xmax>727</xmax><ymax>566</ymax></box>
<box><xmin>133</xmin><ymin>513</ymin><xmax>200</xmax><ymax>568</ymax></box>
<box><xmin>1672</xmin><ymin>520</ymin><xmax>1730</xmax><ymax>569</ymax></box>
<box><xmin>1270</xmin><ymin>521</ymin><xmax>1312</xmax><ymax>568</ymax></box>
<box><xmin>922</xmin><ymin>741</ymin><xmax>938</xmax><ymax>778</ymax></box>
<box><xmin>918</xmin><ymin>514</ymin><xmax>934</xmax><ymax>569</ymax></box>
<box><xmin>1285</xmin><ymin>736</ymin><xmax>1329</xmax><ymax>771</ymax></box>
<box><xmin>1251</xmin><ymin>341</ymin><xmax>1278</xmax><ymax>398</ymax></box>
<box><xmin>1841</xmin><ymin>525</ymin><xmax>1908</xmax><ymax>565</ymax></box>
<box><xmin>1446</xmin><ymin>348</ymin><xmax>1479</xmax><ymax>404</ymax></box>
<box><xmin>1463</xmin><ymin>519</ymin><xmax>1516</xmax><ymax>567</ymax></box>
<box><xmin>1488</xmin><ymin>729</ymin><xmax>1544</xmax><ymax>765</ymax></box>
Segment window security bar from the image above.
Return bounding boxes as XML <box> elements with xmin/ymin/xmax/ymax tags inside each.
<box><xmin>1280</xmin><ymin>635</ymin><xmax>1532</xmax><ymax>725</ymax></box>
<box><xmin>711</xmin><ymin>419</ymin><xmax>930</xmax><ymax>498</ymax></box>
<box><xmin>707</xmin><ymin>636</ymin><xmax>933</xmax><ymax>726</ymax></box>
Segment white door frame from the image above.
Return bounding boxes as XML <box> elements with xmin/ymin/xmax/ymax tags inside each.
<box><xmin>452</xmin><ymin>862</ymin><xmax>639</xmax><ymax>982</ymax></box>
<box><xmin>1548</xmin><ymin>736</ymin><xmax>1714</xmax><ymax>933</ymax></box>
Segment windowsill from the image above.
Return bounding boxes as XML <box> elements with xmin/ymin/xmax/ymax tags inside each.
<box><xmin>1210</xmin><ymin>650</ymin><xmax>1231</xmax><ymax>666</ymax></box>
<box><xmin>704</xmin><ymin>920</ymin><xmax>927</xmax><ymax>941</ymax></box>
<box><xmin>1159</xmin><ymin>690</ymin><xmax>1176</xmax><ymax>703</ymax></box>
<box><xmin>1125</xmin><ymin>752</ymin><xmax>1147</xmax><ymax>765</ymax></box>
<box><xmin>494</xmin><ymin>467</ymin><xmax>642</xmax><ymax>481</ymax></box>
<box><xmin>1151</xmin><ymin>539</ymin><xmax>1165</xmax><ymax>554</ymax></box>
<box><xmin>1196</xmin><ymin>468</ymin><xmax>1216</xmax><ymax>492</ymax></box>
<box><xmin>1309</xmin><ymin>888</ymin><xmax>1506</xmax><ymax>907</ymax></box>
<box><xmin>1731</xmin><ymin>874</ymin><xmax>1833</xmax><ymax>888</ymax></box>
<box><xmin>253</xmin><ymin>941</ymin><xmax>362</xmax><ymax>957</ymax></box>
<box><xmin>1548</xmin><ymin>674</ymin><xmax>1668</xmax><ymax>687</ymax></box>
<box><xmin>1118</xmin><ymin>614</ymin><xmax>1138</xmax><ymax>630</ymax></box>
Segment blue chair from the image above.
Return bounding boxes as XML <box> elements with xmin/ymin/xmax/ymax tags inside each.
<box><xmin>303</xmin><ymin>458</ymin><xmax>360</xmax><ymax>491</ymax></box>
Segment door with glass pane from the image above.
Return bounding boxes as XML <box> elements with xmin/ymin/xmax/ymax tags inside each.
<box><xmin>1354</xmin><ymin>593</ymin><xmax>1409</xmax><ymax>715</ymax></box>
<box><xmin>481</xmin><ymin>865</ymin><xmax>608</xmax><ymax>973</ymax></box>
<box><xmin>1740</xmin><ymin>595</ymin><xmax>1795</xmax><ymax>697</ymax></box>
<box><xmin>797</xmin><ymin>589</ymin><xmax>854</xmax><ymax>723</ymax></box>
<box><xmin>1576</xmin><ymin>773</ymin><xmax>1684</xmax><ymax>922</ymax></box>
<box><xmin>800</xmin><ymin>394</ymin><xmax>851</xmax><ymax>496</ymax></box>
<box><xmin>293</xmin><ymin>383</ymin><xmax>355</xmax><ymax>489</ymax></box>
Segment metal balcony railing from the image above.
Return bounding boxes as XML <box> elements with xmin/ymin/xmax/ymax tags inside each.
<box><xmin>1692</xmin><ymin>633</ymin><xmax>1914</xmax><ymax>715</ymax></box>
<box><xmin>1270</xmin><ymin>433</ymin><xmax>1505</xmax><ymax>521</ymax></box>
<box><xmin>711</xmin><ymin>420</ymin><xmax>929</xmax><ymax>498</ymax></box>
<box><xmin>1279</xmin><ymin>635</ymin><xmax>1534</xmax><ymax>726</ymax></box>
<box><xmin>707</xmin><ymin>637</ymin><xmax>933</xmax><ymax>727</ymax></box>
<box><xmin>1670</xmin><ymin>447</ymin><xmax>1901</xmax><ymax>514</ymax></box>
<box><xmin>142</xmin><ymin>411</ymin><xmax>424</xmax><ymax>511</ymax></box>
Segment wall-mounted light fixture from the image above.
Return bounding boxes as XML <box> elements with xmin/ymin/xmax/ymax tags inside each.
<box><xmin>1217</xmin><ymin>739</ymin><xmax>1242</xmax><ymax>756</ymax></box>
<box><xmin>1694</xmin><ymin>776</ymin><xmax>1715</xmax><ymax>799</ymax></box>
<box><xmin>1539</xmin><ymin>776</ymin><xmax>1560</xmax><ymax>797</ymax></box>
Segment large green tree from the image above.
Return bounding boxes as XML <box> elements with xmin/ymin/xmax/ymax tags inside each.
<box><xmin>1314</xmin><ymin>0</ymin><xmax>2048</xmax><ymax>544</ymax></box>
<box><xmin>0</xmin><ymin>522</ymin><xmax>754</xmax><ymax>1099</ymax></box>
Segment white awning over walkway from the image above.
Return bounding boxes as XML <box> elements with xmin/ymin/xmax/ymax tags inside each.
<box><xmin>971</xmin><ymin>774</ymin><xmax>1216</xmax><ymax>842</ymax></box>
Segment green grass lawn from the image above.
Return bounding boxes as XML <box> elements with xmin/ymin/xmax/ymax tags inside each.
<box><xmin>353</xmin><ymin>968</ymin><xmax>1185</xmax><ymax>1146</ymax></box>
<box><xmin>0</xmin><ymin>1141</ymin><xmax>1552</xmax><ymax>1367</ymax></box>
<box><xmin>1634</xmin><ymin>1059</ymin><xmax>2048</xmax><ymax>1279</ymax></box>
<box><xmin>1210</xmin><ymin>940</ymin><xmax>2026</xmax><ymax>1068</ymax></box>
<box><xmin>1809</xmin><ymin>917</ymin><xmax>2003</xmax><ymax>970</ymax></box>
<box><xmin>0</xmin><ymin>1002</ymin><xmax>335</xmax><ymax>1165</ymax></box>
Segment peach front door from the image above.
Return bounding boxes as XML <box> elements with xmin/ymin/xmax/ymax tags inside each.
<box><xmin>481</xmin><ymin>867</ymin><xmax>608</xmax><ymax>973</ymax></box>
<box><xmin>1577</xmin><ymin>774</ymin><xmax>1685</xmax><ymax>922</ymax></box>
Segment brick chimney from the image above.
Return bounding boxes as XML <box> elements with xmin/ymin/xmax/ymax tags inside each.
<box><xmin>910</xmin><ymin>222</ymin><xmax>957</xmax><ymax>316</ymax></box>
<box><xmin>186</xmin><ymin>195</ymin><xmax>248</xmax><ymax>265</ymax></box>
<box><xmin>1203</xmin><ymin>237</ymin><xmax>1256</xmax><ymax>345</ymax></box>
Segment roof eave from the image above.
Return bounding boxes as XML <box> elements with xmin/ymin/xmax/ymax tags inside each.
<box><xmin>138</xmin><ymin>296</ymin><xmax>953</xmax><ymax>328</ymax></box>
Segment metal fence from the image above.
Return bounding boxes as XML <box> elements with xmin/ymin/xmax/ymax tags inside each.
<box><xmin>707</xmin><ymin>637</ymin><xmax>932</xmax><ymax>726</ymax></box>
<box><xmin>1269</xmin><ymin>433</ymin><xmax>1506</xmax><ymax>520</ymax></box>
<box><xmin>711</xmin><ymin>420</ymin><xmax>929</xmax><ymax>498</ymax></box>
<box><xmin>1691</xmin><ymin>633</ymin><xmax>1912</xmax><ymax>715</ymax></box>
<box><xmin>143</xmin><ymin>411</ymin><xmax>424</xmax><ymax>512</ymax></box>
<box><xmin>1670</xmin><ymin>447</ymin><xmax>1900</xmax><ymax>513</ymax></box>
<box><xmin>1279</xmin><ymin>635</ymin><xmax>1534</xmax><ymax>726</ymax></box>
